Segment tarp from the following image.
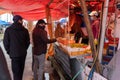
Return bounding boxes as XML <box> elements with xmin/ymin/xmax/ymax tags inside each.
<box><xmin>0</xmin><ymin>0</ymin><xmax>115</xmax><ymax>20</ymax></box>
<box><xmin>0</xmin><ymin>20</ymin><xmax>11</xmax><ymax>26</ymax></box>
<box><xmin>0</xmin><ymin>0</ymin><xmax>68</xmax><ymax>20</ymax></box>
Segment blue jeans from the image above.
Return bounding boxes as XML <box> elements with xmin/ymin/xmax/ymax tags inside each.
<box><xmin>33</xmin><ymin>54</ymin><xmax>45</xmax><ymax>80</ymax></box>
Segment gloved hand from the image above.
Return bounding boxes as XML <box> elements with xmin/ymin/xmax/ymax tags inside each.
<box><xmin>94</xmin><ymin>39</ymin><xmax>98</xmax><ymax>45</ymax></box>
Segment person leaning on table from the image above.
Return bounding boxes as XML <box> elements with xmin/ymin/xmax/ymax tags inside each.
<box><xmin>32</xmin><ymin>19</ymin><xmax>57</xmax><ymax>80</ymax></box>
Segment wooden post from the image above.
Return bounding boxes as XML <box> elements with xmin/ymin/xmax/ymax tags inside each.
<box><xmin>46</xmin><ymin>5</ymin><xmax>53</xmax><ymax>38</ymax></box>
<box><xmin>45</xmin><ymin>2</ymin><xmax>54</xmax><ymax>56</ymax></box>
<box><xmin>27</xmin><ymin>21</ymin><xmax>33</xmax><ymax>32</ymax></box>
<box><xmin>79</xmin><ymin>0</ymin><xmax>101</xmax><ymax>73</ymax></box>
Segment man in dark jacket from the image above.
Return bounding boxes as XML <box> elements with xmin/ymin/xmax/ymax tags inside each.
<box><xmin>32</xmin><ymin>19</ymin><xmax>56</xmax><ymax>80</ymax></box>
<box><xmin>3</xmin><ymin>15</ymin><xmax>30</xmax><ymax>80</ymax></box>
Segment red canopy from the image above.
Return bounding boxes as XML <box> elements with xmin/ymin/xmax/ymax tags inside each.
<box><xmin>0</xmin><ymin>0</ymin><xmax>115</xmax><ymax>20</ymax></box>
<box><xmin>0</xmin><ymin>0</ymin><xmax>68</xmax><ymax>20</ymax></box>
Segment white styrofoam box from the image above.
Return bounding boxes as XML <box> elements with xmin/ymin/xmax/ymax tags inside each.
<box><xmin>82</xmin><ymin>66</ymin><xmax>108</xmax><ymax>80</ymax></box>
<box><xmin>93</xmin><ymin>72</ymin><xmax>107</xmax><ymax>80</ymax></box>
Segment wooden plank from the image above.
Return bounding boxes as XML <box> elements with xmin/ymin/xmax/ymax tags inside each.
<box><xmin>79</xmin><ymin>0</ymin><xmax>101</xmax><ymax>73</ymax></box>
<box><xmin>46</xmin><ymin>5</ymin><xmax>53</xmax><ymax>38</ymax></box>
<box><xmin>45</xmin><ymin>4</ymin><xmax>54</xmax><ymax>56</ymax></box>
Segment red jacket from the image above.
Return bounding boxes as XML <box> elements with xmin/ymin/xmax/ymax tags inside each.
<box><xmin>106</xmin><ymin>27</ymin><xmax>119</xmax><ymax>44</ymax></box>
<box><xmin>91</xmin><ymin>19</ymin><xmax>100</xmax><ymax>39</ymax></box>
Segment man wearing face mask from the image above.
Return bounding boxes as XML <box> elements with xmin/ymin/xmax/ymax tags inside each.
<box><xmin>89</xmin><ymin>11</ymin><xmax>100</xmax><ymax>44</ymax></box>
<box><xmin>3</xmin><ymin>15</ymin><xmax>30</xmax><ymax>80</ymax></box>
<box><xmin>32</xmin><ymin>19</ymin><xmax>57</xmax><ymax>80</ymax></box>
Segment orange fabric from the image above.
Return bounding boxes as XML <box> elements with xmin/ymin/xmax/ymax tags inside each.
<box><xmin>13</xmin><ymin>9</ymin><xmax>67</xmax><ymax>20</ymax></box>
<box><xmin>0</xmin><ymin>0</ymin><xmax>68</xmax><ymax>20</ymax></box>
<box><xmin>0</xmin><ymin>0</ymin><xmax>115</xmax><ymax>20</ymax></box>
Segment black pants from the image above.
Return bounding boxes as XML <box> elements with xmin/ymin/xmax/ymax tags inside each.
<box><xmin>11</xmin><ymin>56</ymin><xmax>26</xmax><ymax>80</ymax></box>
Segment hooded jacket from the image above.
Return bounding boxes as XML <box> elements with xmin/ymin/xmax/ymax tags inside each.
<box><xmin>3</xmin><ymin>22</ymin><xmax>30</xmax><ymax>58</ymax></box>
<box><xmin>32</xmin><ymin>26</ymin><xmax>56</xmax><ymax>55</ymax></box>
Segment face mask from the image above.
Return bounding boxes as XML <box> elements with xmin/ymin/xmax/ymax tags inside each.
<box><xmin>41</xmin><ymin>26</ymin><xmax>46</xmax><ymax>29</ymax></box>
<box><xmin>90</xmin><ymin>16</ymin><xmax>94</xmax><ymax>20</ymax></box>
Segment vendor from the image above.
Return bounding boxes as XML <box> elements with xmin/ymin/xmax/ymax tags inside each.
<box><xmin>89</xmin><ymin>11</ymin><xmax>100</xmax><ymax>40</ymax></box>
<box><xmin>107</xmin><ymin>3</ymin><xmax>120</xmax><ymax>50</ymax></box>
<box><xmin>55</xmin><ymin>22</ymin><xmax>65</xmax><ymax>38</ymax></box>
<box><xmin>105</xmin><ymin>21</ymin><xmax>119</xmax><ymax>44</ymax></box>
<box><xmin>70</xmin><ymin>14</ymin><xmax>89</xmax><ymax>44</ymax></box>
<box><xmin>70</xmin><ymin>22</ymin><xmax>82</xmax><ymax>43</ymax></box>
<box><xmin>114</xmin><ymin>3</ymin><xmax>120</xmax><ymax>50</ymax></box>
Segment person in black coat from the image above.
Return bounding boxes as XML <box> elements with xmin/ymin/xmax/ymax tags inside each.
<box><xmin>3</xmin><ymin>15</ymin><xmax>30</xmax><ymax>80</ymax></box>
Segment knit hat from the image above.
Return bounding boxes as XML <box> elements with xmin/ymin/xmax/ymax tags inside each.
<box><xmin>38</xmin><ymin>19</ymin><xmax>47</xmax><ymax>24</ymax></box>
<box><xmin>13</xmin><ymin>15</ymin><xmax>23</xmax><ymax>22</ymax></box>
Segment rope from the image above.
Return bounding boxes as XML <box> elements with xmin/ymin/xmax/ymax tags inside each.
<box><xmin>72</xmin><ymin>62</ymin><xmax>86</xmax><ymax>80</ymax></box>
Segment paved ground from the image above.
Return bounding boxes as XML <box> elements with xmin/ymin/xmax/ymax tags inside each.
<box><xmin>0</xmin><ymin>41</ymin><xmax>60</xmax><ymax>80</ymax></box>
<box><xmin>0</xmin><ymin>42</ymin><xmax>36</xmax><ymax>80</ymax></box>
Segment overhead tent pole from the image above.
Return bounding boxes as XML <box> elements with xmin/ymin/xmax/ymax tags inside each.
<box><xmin>27</xmin><ymin>21</ymin><xmax>33</xmax><ymax>32</ymax></box>
<box><xmin>79</xmin><ymin>0</ymin><xmax>101</xmax><ymax>73</ymax></box>
<box><xmin>46</xmin><ymin>0</ymin><xmax>53</xmax><ymax>38</ymax></box>
<box><xmin>46</xmin><ymin>0</ymin><xmax>54</xmax><ymax>56</ymax></box>
<box><xmin>98</xmin><ymin>0</ymin><xmax>109</xmax><ymax>63</ymax></box>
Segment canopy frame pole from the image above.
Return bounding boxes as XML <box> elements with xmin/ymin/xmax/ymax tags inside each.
<box><xmin>98</xmin><ymin>0</ymin><xmax>109</xmax><ymax>63</ymax></box>
<box><xmin>46</xmin><ymin>0</ymin><xmax>54</xmax><ymax>56</ymax></box>
<box><xmin>79</xmin><ymin>0</ymin><xmax>101</xmax><ymax>73</ymax></box>
<box><xmin>46</xmin><ymin>5</ymin><xmax>53</xmax><ymax>38</ymax></box>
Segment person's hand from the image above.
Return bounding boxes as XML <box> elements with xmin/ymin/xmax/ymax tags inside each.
<box><xmin>94</xmin><ymin>38</ymin><xmax>98</xmax><ymax>45</ymax></box>
<box><xmin>56</xmin><ymin>37</ymin><xmax>62</xmax><ymax>42</ymax></box>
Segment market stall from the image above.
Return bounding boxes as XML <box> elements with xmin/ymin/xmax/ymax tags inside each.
<box><xmin>51</xmin><ymin>37</ymin><xmax>107</xmax><ymax>80</ymax></box>
<box><xmin>50</xmin><ymin>0</ymin><xmax>112</xmax><ymax>80</ymax></box>
<box><xmin>0</xmin><ymin>0</ymin><xmax>118</xmax><ymax>80</ymax></box>
<box><xmin>52</xmin><ymin>38</ymin><xmax>92</xmax><ymax>80</ymax></box>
